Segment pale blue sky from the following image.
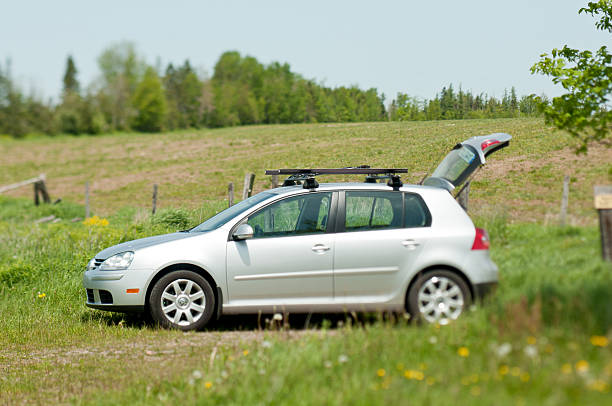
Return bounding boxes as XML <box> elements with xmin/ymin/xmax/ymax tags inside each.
<box><xmin>1</xmin><ymin>0</ymin><xmax>610</xmax><ymax>103</ymax></box>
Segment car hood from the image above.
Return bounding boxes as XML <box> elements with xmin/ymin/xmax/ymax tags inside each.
<box><xmin>95</xmin><ymin>232</ymin><xmax>200</xmax><ymax>260</ymax></box>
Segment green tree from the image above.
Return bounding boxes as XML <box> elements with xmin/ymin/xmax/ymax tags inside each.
<box><xmin>131</xmin><ymin>67</ymin><xmax>166</xmax><ymax>132</ymax></box>
<box><xmin>531</xmin><ymin>1</ymin><xmax>612</xmax><ymax>151</ymax></box>
<box><xmin>63</xmin><ymin>55</ymin><xmax>79</xmax><ymax>95</ymax></box>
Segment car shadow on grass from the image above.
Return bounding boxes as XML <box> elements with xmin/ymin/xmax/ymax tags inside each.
<box><xmin>81</xmin><ymin>309</ymin><xmax>409</xmax><ymax>332</ymax></box>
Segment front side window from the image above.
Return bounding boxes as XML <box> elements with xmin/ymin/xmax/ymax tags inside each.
<box><xmin>345</xmin><ymin>191</ymin><xmax>403</xmax><ymax>231</ymax></box>
<box><xmin>191</xmin><ymin>192</ymin><xmax>275</xmax><ymax>232</ymax></box>
<box><xmin>246</xmin><ymin>193</ymin><xmax>332</xmax><ymax>238</ymax></box>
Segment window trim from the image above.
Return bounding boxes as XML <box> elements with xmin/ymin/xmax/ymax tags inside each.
<box><xmin>337</xmin><ymin>190</ymin><xmax>431</xmax><ymax>233</ymax></box>
<box><xmin>227</xmin><ymin>191</ymin><xmax>338</xmax><ymax>241</ymax></box>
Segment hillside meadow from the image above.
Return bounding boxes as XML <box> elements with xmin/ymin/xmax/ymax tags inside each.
<box><xmin>0</xmin><ymin>118</ymin><xmax>611</xmax><ymax>405</ymax></box>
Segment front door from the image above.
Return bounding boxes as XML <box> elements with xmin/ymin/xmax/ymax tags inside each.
<box><xmin>226</xmin><ymin>192</ymin><xmax>335</xmax><ymax>305</ymax></box>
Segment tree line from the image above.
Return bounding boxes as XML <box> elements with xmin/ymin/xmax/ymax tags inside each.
<box><xmin>0</xmin><ymin>42</ymin><xmax>542</xmax><ymax>137</ymax></box>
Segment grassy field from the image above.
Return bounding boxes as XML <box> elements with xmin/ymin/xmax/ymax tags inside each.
<box><xmin>0</xmin><ymin>118</ymin><xmax>611</xmax><ymax>405</ymax></box>
<box><xmin>0</xmin><ymin>118</ymin><xmax>610</xmax><ymax>222</ymax></box>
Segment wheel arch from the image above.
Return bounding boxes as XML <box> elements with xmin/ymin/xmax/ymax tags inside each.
<box><xmin>405</xmin><ymin>264</ymin><xmax>474</xmax><ymax>308</ymax></box>
<box><xmin>144</xmin><ymin>263</ymin><xmax>221</xmax><ymax>315</ymax></box>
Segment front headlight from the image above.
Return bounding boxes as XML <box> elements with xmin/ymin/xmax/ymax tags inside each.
<box><xmin>99</xmin><ymin>251</ymin><xmax>134</xmax><ymax>271</ymax></box>
<box><xmin>86</xmin><ymin>259</ymin><xmax>96</xmax><ymax>271</ymax></box>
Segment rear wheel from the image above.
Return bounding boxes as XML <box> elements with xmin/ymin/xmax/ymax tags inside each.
<box><xmin>407</xmin><ymin>270</ymin><xmax>471</xmax><ymax>325</ymax></box>
<box><xmin>149</xmin><ymin>270</ymin><xmax>215</xmax><ymax>331</ymax></box>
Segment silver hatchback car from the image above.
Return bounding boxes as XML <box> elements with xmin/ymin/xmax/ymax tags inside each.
<box><xmin>83</xmin><ymin>133</ymin><xmax>511</xmax><ymax>330</ymax></box>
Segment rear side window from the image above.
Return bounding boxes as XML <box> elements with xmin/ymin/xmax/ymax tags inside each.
<box><xmin>344</xmin><ymin>191</ymin><xmax>430</xmax><ymax>231</ymax></box>
<box><xmin>404</xmin><ymin>193</ymin><xmax>430</xmax><ymax>227</ymax></box>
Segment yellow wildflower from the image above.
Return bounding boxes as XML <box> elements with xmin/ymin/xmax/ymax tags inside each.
<box><xmin>414</xmin><ymin>371</ymin><xmax>424</xmax><ymax>381</ymax></box>
<box><xmin>470</xmin><ymin>374</ymin><xmax>479</xmax><ymax>383</ymax></box>
<box><xmin>561</xmin><ymin>363</ymin><xmax>572</xmax><ymax>374</ymax></box>
<box><xmin>527</xmin><ymin>336</ymin><xmax>537</xmax><ymax>345</ymax></box>
<box><xmin>377</xmin><ymin>368</ymin><xmax>386</xmax><ymax>377</ymax></box>
<box><xmin>457</xmin><ymin>347</ymin><xmax>469</xmax><ymax>357</ymax></box>
<box><xmin>204</xmin><ymin>381</ymin><xmax>212</xmax><ymax>389</ymax></box>
<box><xmin>588</xmin><ymin>380</ymin><xmax>610</xmax><ymax>393</ymax></box>
<box><xmin>37</xmin><ymin>292</ymin><xmax>46</xmax><ymax>299</ymax></box>
<box><xmin>590</xmin><ymin>336</ymin><xmax>609</xmax><ymax>347</ymax></box>
<box><xmin>575</xmin><ymin>360</ymin><xmax>589</xmax><ymax>373</ymax></box>
<box><xmin>499</xmin><ymin>365</ymin><xmax>509</xmax><ymax>376</ymax></box>
<box><xmin>520</xmin><ymin>372</ymin><xmax>530</xmax><ymax>382</ymax></box>
<box><xmin>243</xmin><ymin>350</ymin><xmax>249</xmax><ymax>356</ymax></box>
<box><xmin>83</xmin><ymin>215</ymin><xmax>109</xmax><ymax>227</ymax></box>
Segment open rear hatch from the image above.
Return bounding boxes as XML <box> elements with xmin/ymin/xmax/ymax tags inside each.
<box><xmin>423</xmin><ymin>133</ymin><xmax>512</xmax><ymax>193</ymax></box>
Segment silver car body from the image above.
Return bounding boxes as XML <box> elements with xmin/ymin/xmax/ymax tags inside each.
<box><xmin>83</xmin><ymin>132</ymin><xmax>511</xmax><ymax>322</ymax></box>
<box><xmin>83</xmin><ymin>183</ymin><xmax>497</xmax><ymax>314</ymax></box>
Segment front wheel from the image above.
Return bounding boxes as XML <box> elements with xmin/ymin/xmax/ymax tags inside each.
<box><xmin>149</xmin><ymin>270</ymin><xmax>215</xmax><ymax>331</ymax></box>
<box><xmin>407</xmin><ymin>270</ymin><xmax>472</xmax><ymax>325</ymax></box>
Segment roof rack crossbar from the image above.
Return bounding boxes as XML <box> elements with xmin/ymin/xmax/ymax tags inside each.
<box><xmin>266</xmin><ymin>167</ymin><xmax>408</xmax><ymax>189</ymax></box>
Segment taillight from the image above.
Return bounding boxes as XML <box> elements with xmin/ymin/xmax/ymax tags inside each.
<box><xmin>481</xmin><ymin>139</ymin><xmax>500</xmax><ymax>151</ymax></box>
<box><xmin>472</xmin><ymin>228</ymin><xmax>490</xmax><ymax>250</ymax></box>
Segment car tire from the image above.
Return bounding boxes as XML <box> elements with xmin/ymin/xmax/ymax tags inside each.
<box><xmin>407</xmin><ymin>270</ymin><xmax>472</xmax><ymax>325</ymax></box>
<box><xmin>149</xmin><ymin>270</ymin><xmax>215</xmax><ymax>331</ymax></box>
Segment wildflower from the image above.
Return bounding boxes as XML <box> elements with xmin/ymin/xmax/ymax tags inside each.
<box><xmin>588</xmin><ymin>380</ymin><xmax>610</xmax><ymax>393</ymax></box>
<box><xmin>242</xmin><ymin>350</ymin><xmax>249</xmax><ymax>356</ymax></box>
<box><xmin>428</xmin><ymin>336</ymin><xmax>438</xmax><ymax>344</ymax></box>
<box><xmin>261</xmin><ymin>340</ymin><xmax>272</xmax><ymax>349</ymax></box>
<box><xmin>204</xmin><ymin>381</ymin><xmax>213</xmax><ymax>389</ymax></box>
<box><xmin>527</xmin><ymin>336</ymin><xmax>537</xmax><ymax>345</ymax></box>
<box><xmin>273</xmin><ymin>313</ymin><xmax>283</xmax><ymax>321</ymax></box>
<box><xmin>192</xmin><ymin>370</ymin><xmax>202</xmax><ymax>380</ymax></box>
<box><xmin>590</xmin><ymin>335</ymin><xmax>609</xmax><ymax>348</ymax></box>
<box><xmin>561</xmin><ymin>363</ymin><xmax>572</xmax><ymax>374</ymax></box>
<box><xmin>377</xmin><ymin>368</ymin><xmax>386</xmax><ymax>377</ymax></box>
<box><xmin>575</xmin><ymin>360</ymin><xmax>589</xmax><ymax>373</ymax></box>
<box><xmin>524</xmin><ymin>345</ymin><xmax>538</xmax><ymax>358</ymax></box>
<box><xmin>520</xmin><ymin>372</ymin><xmax>530</xmax><ymax>382</ymax></box>
<box><xmin>496</xmin><ymin>343</ymin><xmax>512</xmax><ymax>357</ymax></box>
<box><xmin>470</xmin><ymin>386</ymin><xmax>481</xmax><ymax>396</ymax></box>
<box><xmin>499</xmin><ymin>365</ymin><xmax>509</xmax><ymax>376</ymax></box>
<box><xmin>338</xmin><ymin>354</ymin><xmax>349</xmax><ymax>364</ymax></box>
<box><xmin>469</xmin><ymin>374</ymin><xmax>479</xmax><ymax>383</ymax></box>
<box><xmin>511</xmin><ymin>367</ymin><xmax>521</xmax><ymax>377</ymax></box>
<box><xmin>457</xmin><ymin>347</ymin><xmax>469</xmax><ymax>357</ymax></box>
<box><xmin>324</xmin><ymin>361</ymin><xmax>333</xmax><ymax>368</ymax></box>
<box><xmin>37</xmin><ymin>292</ymin><xmax>46</xmax><ymax>299</ymax></box>
<box><xmin>83</xmin><ymin>215</ymin><xmax>109</xmax><ymax>227</ymax></box>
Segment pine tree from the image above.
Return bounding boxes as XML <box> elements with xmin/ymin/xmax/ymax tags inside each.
<box><xmin>62</xmin><ymin>55</ymin><xmax>79</xmax><ymax>95</ymax></box>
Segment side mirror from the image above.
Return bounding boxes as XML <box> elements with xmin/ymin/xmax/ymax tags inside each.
<box><xmin>233</xmin><ymin>224</ymin><xmax>254</xmax><ymax>240</ymax></box>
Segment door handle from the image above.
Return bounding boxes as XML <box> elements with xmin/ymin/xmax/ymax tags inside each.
<box><xmin>312</xmin><ymin>244</ymin><xmax>330</xmax><ymax>253</ymax></box>
<box><xmin>401</xmin><ymin>239</ymin><xmax>421</xmax><ymax>249</ymax></box>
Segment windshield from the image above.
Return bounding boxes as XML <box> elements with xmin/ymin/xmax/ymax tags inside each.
<box><xmin>430</xmin><ymin>144</ymin><xmax>480</xmax><ymax>186</ymax></box>
<box><xmin>190</xmin><ymin>192</ymin><xmax>275</xmax><ymax>232</ymax></box>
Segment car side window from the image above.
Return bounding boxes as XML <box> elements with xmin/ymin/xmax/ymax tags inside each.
<box><xmin>345</xmin><ymin>191</ymin><xmax>403</xmax><ymax>231</ymax></box>
<box><xmin>404</xmin><ymin>193</ymin><xmax>430</xmax><ymax>228</ymax></box>
<box><xmin>246</xmin><ymin>193</ymin><xmax>332</xmax><ymax>238</ymax></box>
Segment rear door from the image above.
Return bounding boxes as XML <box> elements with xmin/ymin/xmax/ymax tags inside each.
<box><xmin>423</xmin><ymin>133</ymin><xmax>512</xmax><ymax>192</ymax></box>
<box><xmin>332</xmin><ymin>190</ymin><xmax>432</xmax><ymax>303</ymax></box>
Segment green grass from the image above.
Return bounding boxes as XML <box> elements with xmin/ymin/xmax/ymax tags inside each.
<box><xmin>0</xmin><ymin>119</ymin><xmax>611</xmax><ymax>404</ymax></box>
<box><xmin>0</xmin><ymin>118</ymin><xmax>610</xmax><ymax>222</ymax></box>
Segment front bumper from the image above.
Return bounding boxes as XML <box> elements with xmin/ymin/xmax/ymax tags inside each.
<box><xmin>83</xmin><ymin>267</ymin><xmax>151</xmax><ymax>312</ymax></box>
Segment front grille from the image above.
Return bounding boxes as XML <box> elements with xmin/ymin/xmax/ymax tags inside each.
<box><xmin>86</xmin><ymin>289</ymin><xmax>94</xmax><ymax>302</ymax></box>
<box><xmin>99</xmin><ymin>290</ymin><xmax>113</xmax><ymax>304</ymax></box>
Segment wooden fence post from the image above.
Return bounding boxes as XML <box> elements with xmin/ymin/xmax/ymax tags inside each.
<box><xmin>242</xmin><ymin>173</ymin><xmax>255</xmax><ymax>200</ymax></box>
<box><xmin>595</xmin><ymin>185</ymin><xmax>612</xmax><ymax>262</ymax></box>
<box><xmin>456</xmin><ymin>181</ymin><xmax>470</xmax><ymax>212</ymax></box>
<box><xmin>271</xmin><ymin>174</ymin><xmax>279</xmax><ymax>189</ymax></box>
<box><xmin>152</xmin><ymin>184</ymin><xmax>158</xmax><ymax>215</ymax></box>
<box><xmin>85</xmin><ymin>181</ymin><xmax>90</xmax><ymax>218</ymax></box>
<box><xmin>228</xmin><ymin>182</ymin><xmax>234</xmax><ymax>207</ymax></box>
<box><xmin>560</xmin><ymin>175</ymin><xmax>570</xmax><ymax>226</ymax></box>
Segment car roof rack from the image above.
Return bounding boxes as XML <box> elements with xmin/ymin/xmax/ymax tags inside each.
<box><xmin>265</xmin><ymin>166</ymin><xmax>407</xmax><ymax>190</ymax></box>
